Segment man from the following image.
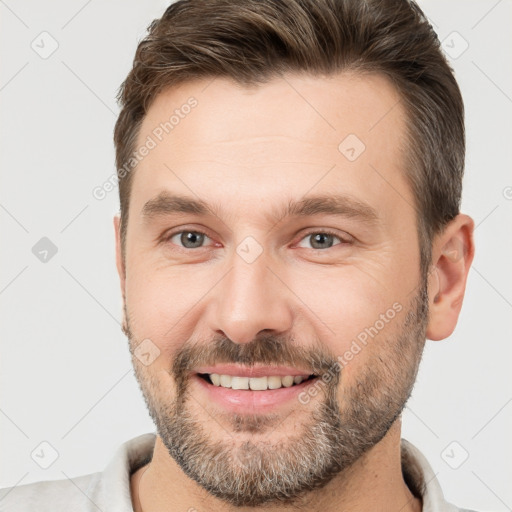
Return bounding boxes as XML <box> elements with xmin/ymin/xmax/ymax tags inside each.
<box><xmin>1</xmin><ymin>0</ymin><xmax>477</xmax><ymax>510</ymax></box>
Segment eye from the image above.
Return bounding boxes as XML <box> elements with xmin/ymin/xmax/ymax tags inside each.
<box><xmin>296</xmin><ymin>230</ymin><xmax>348</xmax><ymax>250</ymax></box>
<box><xmin>167</xmin><ymin>230</ymin><xmax>213</xmax><ymax>249</ymax></box>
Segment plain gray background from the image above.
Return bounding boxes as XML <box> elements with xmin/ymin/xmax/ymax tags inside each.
<box><xmin>1</xmin><ymin>0</ymin><xmax>511</xmax><ymax>510</ymax></box>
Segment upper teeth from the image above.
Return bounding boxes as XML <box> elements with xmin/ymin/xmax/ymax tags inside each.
<box><xmin>208</xmin><ymin>374</ymin><xmax>307</xmax><ymax>390</ymax></box>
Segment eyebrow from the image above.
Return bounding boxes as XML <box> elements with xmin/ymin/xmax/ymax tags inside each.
<box><xmin>141</xmin><ymin>191</ymin><xmax>380</xmax><ymax>226</ymax></box>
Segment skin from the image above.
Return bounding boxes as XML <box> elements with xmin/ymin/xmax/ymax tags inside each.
<box><xmin>114</xmin><ymin>72</ymin><xmax>475</xmax><ymax>511</ymax></box>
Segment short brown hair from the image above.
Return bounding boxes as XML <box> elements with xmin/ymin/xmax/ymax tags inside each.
<box><xmin>114</xmin><ymin>0</ymin><xmax>464</xmax><ymax>278</ymax></box>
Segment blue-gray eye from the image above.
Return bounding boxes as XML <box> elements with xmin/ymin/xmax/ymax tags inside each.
<box><xmin>170</xmin><ymin>231</ymin><xmax>209</xmax><ymax>249</ymax></box>
<box><xmin>297</xmin><ymin>232</ymin><xmax>342</xmax><ymax>250</ymax></box>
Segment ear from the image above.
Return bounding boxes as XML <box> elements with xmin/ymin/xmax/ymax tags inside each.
<box><xmin>113</xmin><ymin>214</ymin><xmax>126</xmax><ymax>299</ymax></box>
<box><xmin>114</xmin><ymin>214</ymin><xmax>129</xmax><ymax>335</ymax></box>
<box><xmin>426</xmin><ymin>213</ymin><xmax>475</xmax><ymax>341</ymax></box>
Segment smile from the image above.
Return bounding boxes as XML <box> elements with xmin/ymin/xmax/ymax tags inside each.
<box><xmin>192</xmin><ymin>365</ymin><xmax>321</xmax><ymax>413</ymax></box>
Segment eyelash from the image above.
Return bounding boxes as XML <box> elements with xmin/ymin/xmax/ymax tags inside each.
<box><xmin>162</xmin><ymin>228</ymin><xmax>351</xmax><ymax>251</ymax></box>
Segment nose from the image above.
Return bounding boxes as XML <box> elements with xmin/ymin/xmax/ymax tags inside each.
<box><xmin>206</xmin><ymin>251</ymin><xmax>294</xmax><ymax>345</ymax></box>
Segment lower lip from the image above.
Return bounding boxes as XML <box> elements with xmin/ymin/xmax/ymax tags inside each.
<box><xmin>192</xmin><ymin>374</ymin><xmax>319</xmax><ymax>414</ymax></box>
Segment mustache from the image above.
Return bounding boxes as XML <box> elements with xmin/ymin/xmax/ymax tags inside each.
<box><xmin>172</xmin><ymin>333</ymin><xmax>339</xmax><ymax>382</ymax></box>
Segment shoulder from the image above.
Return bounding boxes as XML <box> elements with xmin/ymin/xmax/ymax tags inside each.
<box><xmin>0</xmin><ymin>433</ymin><xmax>156</xmax><ymax>512</ymax></box>
<box><xmin>0</xmin><ymin>472</ymin><xmax>99</xmax><ymax>512</ymax></box>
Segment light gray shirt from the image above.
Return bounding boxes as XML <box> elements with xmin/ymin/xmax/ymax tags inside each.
<box><xmin>0</xmin><ymin>433</ymin><xmax>477</xmax><ymax>511</ymax></box>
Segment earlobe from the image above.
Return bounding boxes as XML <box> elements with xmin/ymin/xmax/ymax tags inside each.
<box><xmin>426</xmin><ymin>214</ymin><xmax>475</xmax><ymax>341</ymax></box>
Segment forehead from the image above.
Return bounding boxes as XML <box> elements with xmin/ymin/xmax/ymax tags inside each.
<box><xmin>130</xmin><ymin>72</ymin><xmax>412</xmax><ymax>224</ymax></box>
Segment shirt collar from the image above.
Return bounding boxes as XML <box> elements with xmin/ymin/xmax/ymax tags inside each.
<box><xmin>401</xmin><ymin>438</ymin><xmax>460</xmax><ymax>511</ymax></box>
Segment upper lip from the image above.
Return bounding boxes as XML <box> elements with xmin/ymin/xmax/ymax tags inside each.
<box><xmin>194</xmin><ymin>364</ymin><xmax>315</xmax><ymax>378</ymax></box>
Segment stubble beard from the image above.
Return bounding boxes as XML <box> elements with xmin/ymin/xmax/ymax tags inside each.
<box><xmin>124</xmin><ymin>281</ymin><xmax>428</xmax><ymax>507</ymax></box>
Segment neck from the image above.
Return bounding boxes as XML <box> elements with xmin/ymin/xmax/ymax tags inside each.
<box><xmin>131</xmin><ymin>420</ymin><xmax>421</xmax><ymax>512</ymax></box>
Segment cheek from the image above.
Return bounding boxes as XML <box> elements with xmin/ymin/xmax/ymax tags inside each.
<box><xmin>289</xmin><ymin>262</ymin><xmax>399</xmax><ymax>352</ymax></box>
<box><xmin>124</xmin><ymin>263</ymin><xmax>206</xmax><ymax>357</ymax></box>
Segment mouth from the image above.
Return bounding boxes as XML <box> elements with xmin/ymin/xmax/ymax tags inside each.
<box><xmin>191</xmin><ymin>365</ymin><xmax>320</xmax><ymax>413</ymax></box>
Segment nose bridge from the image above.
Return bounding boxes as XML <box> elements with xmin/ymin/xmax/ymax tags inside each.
<box><xmin>210</xmin><ymin>244</ymin><xmax>293</xmax><ymax>344</ymax></box>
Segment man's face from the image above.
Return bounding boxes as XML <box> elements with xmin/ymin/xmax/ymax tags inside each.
<box><xmin>117</xmin><ymin>73</ymin><xmax>429</xmax><ymax>506</ymax></box>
